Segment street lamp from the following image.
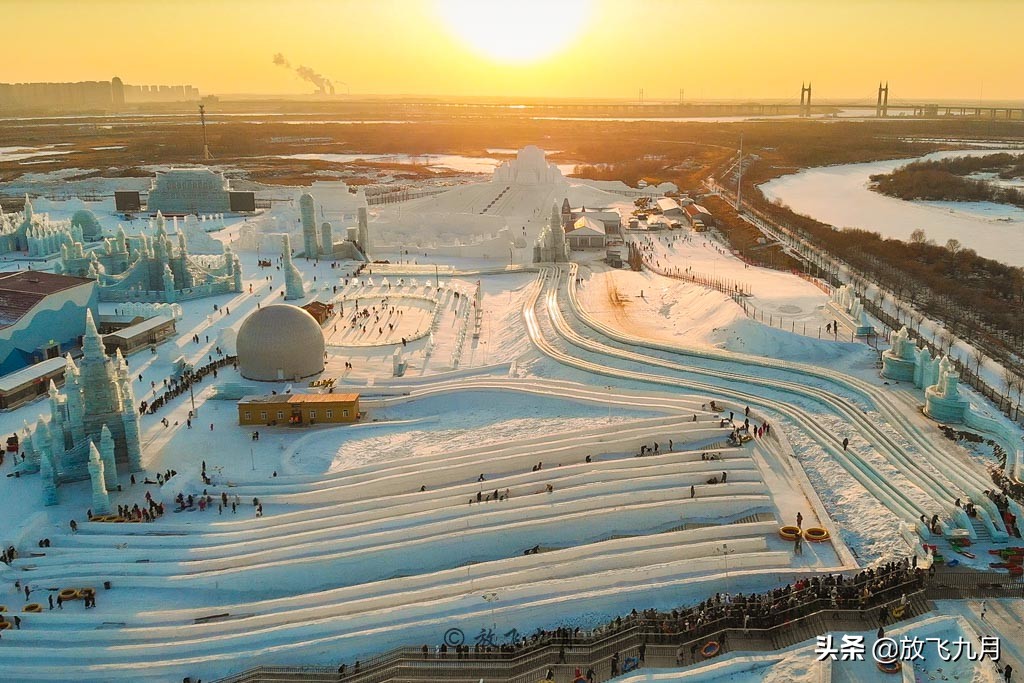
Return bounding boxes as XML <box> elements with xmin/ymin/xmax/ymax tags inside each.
<box><xmin>716</xmin><ymin>543</ymin><xmax>736</xmax><ymax>594</ymax></box>
<box><xmin>482</xmin><ymin>591</ymin><xmax>499</xmax><ymax>632</ymax></box>
<box><xmin>187</xmin><ymin>366</ymin><xmax>197</xmax><ymax>417</ymax></box>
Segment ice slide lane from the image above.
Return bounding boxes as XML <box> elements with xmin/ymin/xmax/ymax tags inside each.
<box><xmin>22</xmin><ymin>471</ymin><xmax>770</xmax><ymax>586</ymax></box>
<box><xmin>525</xmin><ymin>267</ymin><xmax>925</xmax><ymax>525</ymax></box>
<box><xmin>60</xmin><ymin>450</ymin><xmax>753</xmax><ymax>557</ymax></box>
<box><xmin>0</xmin><ymin>509</ymin><xmax>782</xmax><ymax>659</ymax></box>
<box><xmin>526</xmin><ymin>267</ymin><xmax>975</xmax><ymax>535</ymax></box>
<box><xmin>12</xmin><ymin>522</ymin><xmax>777</xmax><ymax>639</ymax></box>
<box><xmin>570</xmin><ymin>262</ymin><xmax>1019</xmax><ymax>534</ymax></box>
<box><xmin>559</xmin><ymin>265</ymin><xmax>1011</xmax><ymax>538</ymax></box>
<box><xmin>35</xmin><ymin>457</ymin><xmax>759</xmax><ymax>570</ymax></box>
<box><xmin>639</xmin><ymin>228</ymin><xmax>1019</xmax><ymax>493</ymax></box>
<box><xmin>70</xmin><ymin>413</ymin><xmax>734</xmax><ymax>545</ymax></box>
<box><xmin>3</xmin><ymin>558</ymin><xmax>803</xmax><ymax>682</ymax></box>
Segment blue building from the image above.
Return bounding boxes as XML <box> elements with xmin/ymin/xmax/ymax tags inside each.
<box><xmin>0</xmin><ymin>271</ymin><xmax>98</xmax><ymax>375</ymax></box>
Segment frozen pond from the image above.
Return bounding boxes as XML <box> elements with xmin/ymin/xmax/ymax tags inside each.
<box><xmin>759</xmin><ymin>149</ymin><xmax>1024</xmax><ymax>267</ymax></box>
<box><xmin>0</xmin><ymin>145</ymin><xmax>75</xmax><ymax>163</ymax></box>
<box><xmin>278</xmin><ymin>152</ymin><xmax>576</xmax><ymax>175</ymax></box>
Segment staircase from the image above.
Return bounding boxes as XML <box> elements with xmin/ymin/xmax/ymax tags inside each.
<box><xmin>969</xmin><ymin>516</ymin><xmax>991</xmax><ymax>542</ymax></box>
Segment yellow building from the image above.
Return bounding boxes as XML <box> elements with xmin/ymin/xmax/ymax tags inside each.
<box><xmin>237</xmin><ymin>393</ymin><xmax>360</xmax><ymax>426</ymax></box>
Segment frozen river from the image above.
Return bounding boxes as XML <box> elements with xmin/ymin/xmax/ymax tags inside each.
<box><xmin>759</xmin><ymin>149</ymin><xmax>1024</xmax><ymax>267</ymax></box>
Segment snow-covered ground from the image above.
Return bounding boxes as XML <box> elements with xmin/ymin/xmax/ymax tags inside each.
<box><xmin>1</xmin><ymin>155</ymin><xmax>1022</xmax><ymax>682</ymax></box>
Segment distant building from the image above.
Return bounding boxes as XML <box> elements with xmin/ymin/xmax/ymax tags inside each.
<box><xmin>656</xmin><ymin>197</ymin><xmax>683</xmax><ymax>217</ymax></box>
<box><xmin>567</xmin><ymin>207</ymin><xmax>621</xmax><ymax>236</ymax></box>
<box><xmin>301</xmin><ymin>301</ymin><xmax>334</xmax><ymax>326</ymax></box>
<box><xmin>0</xmin><ymin>356</ymin><xmax>68</xmax><ymax>411</ymax></box>
<box><xmin>0</xmin><ymin>78</ymin><xmax>199</xmax><ymax>112</ymax></box>
<box><xmin>683</xmin><ymin>203</ymin><xmax>714</xmax><ymax>228</ymax></box>
<box><xmin>110</xmin><ymin>76</ymin><xmax>125</xmax><ymax>109</ymax></box>
<box><xmin>237</xmin><ymin>393</ymin><xmax>360</xmax><ymax>426</ymax></box>
<box><xmin>566</xmin><ymin>216</ymin><xmax>607</xmax><ymax>250</ymax></box>
<box><xmin>0</xmin><ymin>271</ymin><xmax>97</xmax><ymax>375</ymax></box>
<box><xmin>101</xmin><ymin>314</ymin><xmax>177</xmax><ymax>356</ymax></box>
<box><xmin>147</xmin><ymin>168</ymin><xmax>231</xmax><ymax>214</ymax></box>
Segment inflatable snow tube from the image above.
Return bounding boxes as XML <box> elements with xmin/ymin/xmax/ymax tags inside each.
<box><xmin>804</xmin><ymin>527</ymin><xmax>830</xmax><ymax>542</ymax></box>
<box><xmin>58</xmin><ymin>589</ymin><xmax>79</xmax><ymax>601</ymax></box>
<box><xmin>701</xmin><ymin>641</ymin><xmax>721</xmax><ymax>658</ymax></box>
<box><xmin>891</xmin><ymin>604</ymin><xmax>906</xmax><ymax>619</ymax></box>
<box><xmin>22</xmin><ymin>603</ymin><xmax>42</xmax><ymax>613</ymax></box>
<box><xmin>877</xmin><ymin>660</ymin><xmax>902</xmax><ymax>674</ymax></box>
<box><xmin>0</xmin><ymin>621</ymin><xmax>11</xmax><ymax>630</ymax></box>
<box><xmin>779</xmin><ymin>526</ymin><xmax>802</xmax><ymax>541</ymax></box>
<box><xmin>0</xmin><ymin>605</ymin><xmax>6</xmax><ymax>612</ymax></box>
<box><xmin>1009</xmin><ymin>565</ymin><xmax>1024</xmax><ymax>576</ymax></box>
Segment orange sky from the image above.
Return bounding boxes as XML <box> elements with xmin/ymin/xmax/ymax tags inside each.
<box><xmin>3</xmin><ymin>0</ymin><xmax>1022</xmax><ymax>102</ymax></box>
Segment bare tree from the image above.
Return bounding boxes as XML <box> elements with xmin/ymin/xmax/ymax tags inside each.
<box><xmin>937</xmin><ymin>331</ymin><xmax>953</xmax><ymax>356</ymax></box>
<box><xmin>971</xmin><ymin>347</ymin><xmax>986</xmax><ymax>381</ymax></box>
<box><xmin>1016</xmin><ymin>375</ymin><xmax>1024</xmax><ymax>421</ymax></box>
<box><xmin>1002</xmin><ymin>366</ymin><xmax>1017</xmax><ymax>409</ymax></box>
<box><xmin>913</xmin><ymin>312</ymin><xmax>925</xmax><ymax>335</ymax></box>
<box><xmin>945</xmin><ymin>238</ymin><xmax>962</xmax><ymax>256</ymax></box>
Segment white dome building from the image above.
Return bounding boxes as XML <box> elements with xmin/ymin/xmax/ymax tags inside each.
<box><xmin>236</xmin><ymin>304</ymin><xmax>325</xmax><ymax>381</ymax></box>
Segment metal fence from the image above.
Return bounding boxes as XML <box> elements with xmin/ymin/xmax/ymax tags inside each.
<box><xmin>212</xmin><ymin>582</ymin><xmax>928</xmax><ymax>683</ymax></box>
<box><xmin>924</xmin><ymin>569</ymin><xmax>1024</xmax><ymax>600</ymax></box>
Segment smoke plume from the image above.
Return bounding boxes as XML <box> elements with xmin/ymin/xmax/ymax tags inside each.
<box><xmin>272</xmin><ymin>53</ymin><xmax>335</xmax><ymax>95</ymax></box>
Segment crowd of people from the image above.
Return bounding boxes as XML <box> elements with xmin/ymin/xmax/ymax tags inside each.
<box><xmin>138</xmin><ymin>354</ymin><xmax>237</xmax><ymax>417</ymax></box>
<box><xmin>405</xmin><ymin>557</ymin><xmax>922</xmax><ymax>674</ymax></box>
<box><xmin>989</xmin><ymin>468</ymin><xmax>1023</xmax><ymax>538</ymax></box>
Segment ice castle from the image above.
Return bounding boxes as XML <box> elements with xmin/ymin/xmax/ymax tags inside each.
<box><xmin>56</xmin><ymin>211</ymin><xmax>241</xmax><ymax>303</ymax></box>
<box><xmin>882</xmin><ymin>326</ymin><xmax>968</xmax><ymax>423</ymax></box>
<box><xmin>17</xmin><ymin>310</ymin><xmax>142</xmax><ymax>506</ymax></box>
<box><xmin>0</xmin><ymin>195</ymin><xmax>84</xmax><ymax>257</ymax></box>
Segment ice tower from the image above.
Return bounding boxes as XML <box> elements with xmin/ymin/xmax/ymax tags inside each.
<box><xmin>300</xmin><ymin>193</ymin><xmax>319</xmax><ymax>258</ymax></box>
<box><xmin>15</xmin><ymin>310</ymin><xmax>143</xmax><ymax>505</ymax></box>
<box><xmin>282</xmin><ymin>233</ymin><xmax>305</xmax><ymax>300</ymax></box>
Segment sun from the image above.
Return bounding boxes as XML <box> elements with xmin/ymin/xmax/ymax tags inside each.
<box><xmin>435</xmin><ymin>0</ymin><xmax>592</xmax><ymax>64</ymax></box>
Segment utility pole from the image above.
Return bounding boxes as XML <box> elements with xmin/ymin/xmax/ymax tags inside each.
<box><xmin>199</xmin><ymin>104</ymin><xmax>213</xmax><ymax>160</ymax></box>
<box><xmin>736</xmin><ymin>133</ymin><xmax>743</xmax><ymax>212</ymax></box>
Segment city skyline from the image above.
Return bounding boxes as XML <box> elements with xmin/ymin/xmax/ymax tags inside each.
<box><xmin>4</xmin><ymin>0</ymin><xmax>1023</xmax><ymax>102</ymax></box>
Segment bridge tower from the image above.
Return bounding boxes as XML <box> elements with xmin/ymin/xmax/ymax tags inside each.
<box><xmin>800</xmin><ymin>82</ymin><xmax>812</xmax><ymax>117</ymax></box>
<box><xmin>876</xmin><ymin>82</ymin><xmax>889</xmax><ymax>117</ymax></box>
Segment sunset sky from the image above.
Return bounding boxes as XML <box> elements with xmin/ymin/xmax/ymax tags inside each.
<box><xmin>4</xmin><ymin>0</ymin><xmax>1022</xmax><ymax>102</ymax></box>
